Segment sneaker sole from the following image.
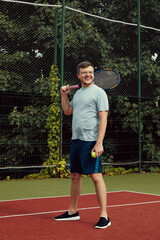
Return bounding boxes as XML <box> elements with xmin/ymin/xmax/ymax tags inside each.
<box><xmin>54</xmin><ymin>216</ymin><xmax>80</xmax><ymax>221</ymax></box>
<box><xmin>95</xmin><ymin>221</ymin><xmax>111</xmax><ymax>229</ymax></box>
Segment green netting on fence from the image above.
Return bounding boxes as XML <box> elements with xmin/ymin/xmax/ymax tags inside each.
<box><xmin>0</xmin><ymin>0</ymin><xmax>160</xmax><ymax>179</ymax></box>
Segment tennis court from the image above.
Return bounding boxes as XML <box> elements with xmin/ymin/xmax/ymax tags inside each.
<box><xmin>0</xmin><ymin>191</ymin><xmax>160</xmax><ymax>240</ymax></box>
<box><xmin>1</xmin><ymin>174</ymin><xmax>160</xmax><ymax>240</ymax></box>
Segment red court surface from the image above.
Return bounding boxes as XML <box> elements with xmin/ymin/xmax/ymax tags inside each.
<box><xmin>0</xmin><ymin>191</ymin><xmax>160</xmax><ymax>240</ymax></box>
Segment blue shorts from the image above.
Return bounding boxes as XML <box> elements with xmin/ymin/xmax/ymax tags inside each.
<box><xmin>70</xmin><ymin>139</ymin><xmax>103</xmax><ymax>175</ymax></box>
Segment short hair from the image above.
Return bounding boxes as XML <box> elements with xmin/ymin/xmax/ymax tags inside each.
<box><xmin>77</xmin><ymin>61</ymin><xmax>94</xmax><ymax>73</ymax></box>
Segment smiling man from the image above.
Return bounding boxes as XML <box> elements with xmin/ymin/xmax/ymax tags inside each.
<box><xmin>54</xmin><ymin>61</ymin><xmax>111</xmax><ymax>229</ymax></box>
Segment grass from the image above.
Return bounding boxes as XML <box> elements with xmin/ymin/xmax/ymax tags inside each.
<box><xmin>0</xmin><ymin>173</ymin><xmax>160</xmax><ymax>201</ymax></box>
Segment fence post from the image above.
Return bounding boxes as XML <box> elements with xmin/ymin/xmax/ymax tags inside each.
<box><xmin>60</xmin><ymin>0</ymin><xmax>65</xmax><ymax>161</ymax></box>
<box><xmin>137</xmin><ymin>0</ymin><xmax>142</xmax><ymax>173</ymax></box>
<box><xmin>54</xmin><ymin>8</ymin><xmax>58</xmax><ymax>65</ymax></box>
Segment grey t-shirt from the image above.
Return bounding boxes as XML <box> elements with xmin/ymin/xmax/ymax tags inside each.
<box><xmin>70</xmin><ymin>84</ymin><xmax>109</xmax><ymax>141</ymax></box>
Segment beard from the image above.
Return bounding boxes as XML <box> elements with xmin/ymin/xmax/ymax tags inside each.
<box><xmin>82</xmin><ymin>78</ymin><xmax>94</xmax><ymax>86</ymax></box>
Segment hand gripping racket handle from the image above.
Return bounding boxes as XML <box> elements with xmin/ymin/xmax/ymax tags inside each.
<box><xmin>69</xmin><ymin>85</ymin><xmax>79</xmax><ymax>90</ymax></box>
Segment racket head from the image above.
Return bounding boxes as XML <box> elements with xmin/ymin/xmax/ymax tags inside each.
<box><xmin>94</xmin><ymin>69</ymin><xmax>120</xmax><ymax>90</ymax></box>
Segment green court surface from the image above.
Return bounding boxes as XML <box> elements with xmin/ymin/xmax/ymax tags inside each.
<box><xmin>0</xmin><ymin>173</ymin><xmax>160</xmax><ymax>201</ymax></box>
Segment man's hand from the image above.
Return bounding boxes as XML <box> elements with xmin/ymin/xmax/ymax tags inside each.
<box><xmin>91</xmin><ymin>142</ymin><xmax>104</xmax><ymax>158</ymax></box>
<box><xmin>61</xmin><ymin>85</ymin><xmax>70</xmax><ymax>95</ymax></box>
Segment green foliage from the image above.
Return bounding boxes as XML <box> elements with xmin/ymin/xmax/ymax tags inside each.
<box><xmin>43</xmin><ymin>65</ymin><xmax>61</xmax><ymax>176</ymax></box>
<box><xmin>6</xmin><ymin>176</ymin><xmax>11</xmax><ymax>181</ymax></box>
<box><xmin>103</xmin><ymin>166</ymin><xmax>139</xmax><ymax>176</ymax></box>
<box><xmin>0</xmin><ymin>0</ymin><xmax>160</xmax><ymax>179</ymax></box>
<box><xmin>141</xmin><ymin>101</ymin><xmax>160</xmax><ymax>161</ymax></box>
<box><xmin>52</xmin><ymin>158</ymin><xmax>70</xmax><ymax>178</ymax></box>
<box><xmin>24</xmin><ymin>158</ymin><xmax>70</xmax><ymax>180</ymax></box>
<box><xmin>24</xmin><ymin>171</ymin><xmax>51</xmax><ymax>180</ymax></box>
<box><xmin>7</xmin><ymin>165</ymin><xmax>160</xmax><ymax>180</ymax></box>
<box><xmin>1</xmin><ymin>99</ymin><xmax>49</xmax><ymax>168</ymax></box>
<box><xmin>147</xmin><ymin>167</ymin><xmax>160</xmax><ymax>173</ymax></box>
<box><xmin>107</xmin><ymin>95</ymin><xmax>160</xmax><ymax>163</ymax></box>
<box><xmin>23</xmin><ymin>65</ymin><xmax>61</xmax><ymax>179</ymax></box>
<box><xmin>64</xmin><ymin>1</ymin><xmax>112</xmax><ymax>64</ymax></box>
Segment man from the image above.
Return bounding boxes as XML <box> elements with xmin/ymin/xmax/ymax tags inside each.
<box><xmin>54</xmin><ymin>61</ymin><xmax>111</xmax><ymax>229</ymax></box>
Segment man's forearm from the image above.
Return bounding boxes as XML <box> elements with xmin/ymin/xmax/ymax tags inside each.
<box><xmin>91</xmin><ymin>111</ymin><xmax>108</xmax><ymax>157</ymax></box>
<box><xmin>96</xmin><ymin>116</ymin><xmax>107</xmax><ymax>145</ymax></box>
<box><xmin>61</xmin><ymin>94</ymin><xmax>73</xmax><ymax>115</ymax></box>
<box><xmin>61</xmin><ymin>95</ymin><xmax>70</xmax><ymax>113</ymax></box>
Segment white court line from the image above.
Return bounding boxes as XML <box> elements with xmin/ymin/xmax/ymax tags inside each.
<box><xmin>0</xmin><ymin>190</ymin><xmax>125</xmax><ymax>202</ymax></box>
<box><xmin>122</xmin><ymin>190</ymin><xmax>160</xmax><ymax>197</ymax></box>
<box><xmin>0</xmin><ymin>200</ymin><xmax>160</xmax><ymax>219</ymax></box>
<box><xmin>1</xmin><ymin>190</ymin><xmax>160</xmax><ymax>202</ymax></box>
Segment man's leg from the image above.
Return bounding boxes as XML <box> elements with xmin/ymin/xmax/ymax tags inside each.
<box><xmin>54</xmin><ymin>172</ymin><xmax>81</xmax><ymax>221</ymax></box>
<box><xmin>90</xmin><ymin>173</ymin><xmax>108</xmax><ymax>218</ymax></box>
<box><xmin>69</xmin><ymin>172</ymin><xmax>82</xmax><ymax>214</ymax></box>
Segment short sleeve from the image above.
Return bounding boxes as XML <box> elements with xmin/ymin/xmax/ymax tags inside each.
<box><xmin>70</xmin><ymin>100</ymin><xmax>73</xmax><ymax>107</ymax></box>
<box><xmin>97</xmin><ymin>90</ymin><xmax>109</xmax><ymax>112</ymax></box>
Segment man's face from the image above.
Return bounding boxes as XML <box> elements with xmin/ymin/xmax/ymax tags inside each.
<box><xmin>77</xmin><ymin>66</ymin><xmax>94</xmax><ymax>87</ymax></box>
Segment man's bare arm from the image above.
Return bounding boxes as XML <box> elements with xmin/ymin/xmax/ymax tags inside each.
<box><xmin>91</xmin><ymin>111</ymin><xmax>108</xmax><ymax>157</ymax></box>
<box><xmin>61</xmin><ymin>85</ymin><xmax>73</xmax><ymax>116</ymax></box>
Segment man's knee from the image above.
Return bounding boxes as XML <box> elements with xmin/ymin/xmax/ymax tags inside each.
<box><xmin>71</xmin><ymin>173</ymin><xmax>82</xmax><ymax>181</ymax></box>
<box><xmin>90</xmin><ymin>173</ymin><xmax>103</xmax><ymax>184</ymax></box>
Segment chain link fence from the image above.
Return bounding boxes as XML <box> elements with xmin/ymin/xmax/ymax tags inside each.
<box><xmin>0</xmin><ymin>0</ymin><xmax>160</xmax><ymax>179</ymax></box>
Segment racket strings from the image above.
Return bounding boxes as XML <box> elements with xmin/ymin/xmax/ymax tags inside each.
<box><xmin>94</xmin><ymin>71</ymin><xmax>119</xmax><ymax>89</ymax></box>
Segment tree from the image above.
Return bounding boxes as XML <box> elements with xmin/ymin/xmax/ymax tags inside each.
<box><xmin>0</xmin><ymin>0</ymin><xmax>159</xmax><ymax>178</ymax></box>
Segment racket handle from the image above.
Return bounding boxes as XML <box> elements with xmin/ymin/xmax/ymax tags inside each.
<box><xmin>69</xmin><ymin>85</ymin><xmax>79</xmax><ymax>90</ymax></box>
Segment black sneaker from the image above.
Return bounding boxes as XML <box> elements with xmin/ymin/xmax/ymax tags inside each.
<box><xmin>54</xmin><ymin>211</ymin><xmax>80</xmax><ymax>221</ymax></box>
<box><xmin>95</xmin><ymin>217</ymin><xmax>111</xmax><ymax>229</ymax></box>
